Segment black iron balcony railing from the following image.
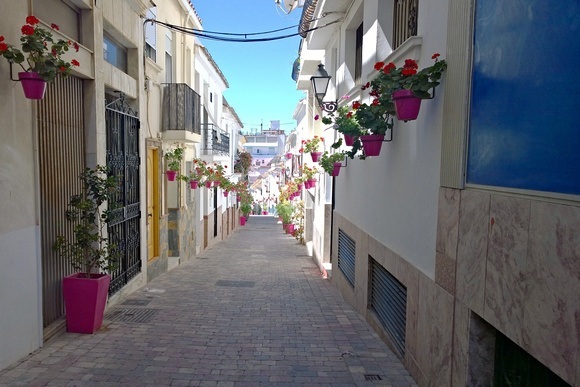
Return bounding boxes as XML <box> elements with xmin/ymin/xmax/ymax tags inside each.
<box><xmin>202</xmin><ymin>123</ymin><xmax>230</xmax><ymax>156</ymax></box>
<box><xmin>393</xmin><ymin>0</ymin><xmax>418</xmax><ymax>50</ymax></box>
<box><xmin>161</xmin><ymin>83</ymin><xmax>201</xmax><ymax>134</ymax></box>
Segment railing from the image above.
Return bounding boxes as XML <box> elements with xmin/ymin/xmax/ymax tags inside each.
<box><xmin>393</xmin><ymin>0</ymin><xmax>419</xmax><ymax>50</ymax></box>
<box><xmin>202</xmin><ymin>123</ymin><xmax>230</xmax><ymax>156</ymax></box>
<box><xmin>161</xmin><ymin>83</ymin><xmax>201</xmax><ymax>134</ymax></box>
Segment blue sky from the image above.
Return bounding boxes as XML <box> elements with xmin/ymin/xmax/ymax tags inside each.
<box><xmin>193</xmin><ymin>1</ymin><xmax>305</xmax><ymax>134</ymax></box>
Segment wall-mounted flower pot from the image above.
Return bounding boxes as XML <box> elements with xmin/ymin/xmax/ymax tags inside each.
<box><xmin>166</xmin><ymin>170</ymin><xmax>177</xmax><ymax>181</ymax></box>
<box><xmin>331</xmin><ymin>162</ymin><xmax>342</xmax><ymax>177</ymax></box>
<box><xmin>392</xmin><ymin>89</ymin><xmax>422</xmax><ymax>121</ymax></box>
<box><xmin>307</xmin><ymin>179</ymin><xmax>317</xmax><ymax>188</ymax></box>
<box><xmin>360</xmin><ymin>134</ymin><xmax>385</xmax><ymax>157</ymax></box>
<box><xmin>223</xmin><ymin>190</ymin><xmax>229</xmax><ymax>197</ymax></box>
<box><xmin>189</xmin><ymin>180</ymin><xmax>198</xmax><ymax>189</ymax></box>
<box><xmin>344</xmin><ymin>135</ymin><xmax>356</xmax><ymax>146</ymax></box>
<box><xmin>240</xmin><ymin>216</ymin><xmax>246</xmax><ymax>226</ymax></box>
<box><xmin>297</xmin><ymin>183</ymin><xmax>304</xmax><ymax>190</ymax></box>
<box><xmin>285</xmin><ymin>152</ymin><xmax>292</xmax><ymax>159</ymax></box>
<box><xmin>205</xmin><ymin>181</ymin><xmax>212</xmax><ymax>188</ymax></box>
<box><xmin>310</xmin><ymin>152</ymin><xmax>322</xmax><ymax>162</ymax></box>
<box><xmin>214</xmin><ymin>181</ymin><xmax>220</xmax><ymax>187</ymax></box>
<box><xmin>19</xmin><ymin>72</ymin><xmax>47</xmax><ymax>100</ymax></box>
<box><xmin>63</xmin><ymin>273</ymin><xmax>110</xmax><ymax>334</ymax></box>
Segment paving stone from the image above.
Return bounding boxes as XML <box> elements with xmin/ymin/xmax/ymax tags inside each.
<box><xmin>0</xmin><ymin>216</ymin><xmax>416</xmax><ymax>386</ymax></box>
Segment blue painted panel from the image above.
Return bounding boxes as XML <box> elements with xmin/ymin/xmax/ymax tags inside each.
<box><xmin>467</xmin><ymin>0</ymin><xmax>580</xmax><ymax>195</ymax></box>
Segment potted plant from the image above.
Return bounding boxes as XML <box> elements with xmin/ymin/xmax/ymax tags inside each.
<box><xmin>276</xmin><ymin>201</ymin><xmax>294</xmax><ymax>232</ymax></box>
<box><xmin>321</xmin><ymin>105</ymin><xmax>364</xmax><ymax>147</ymax></box>
<box><xmin>53</xmin><ymin>166</ymin><xmax>120</xmax><ymax>334</ymax></box>
<box><xmin>300</xmin><ymin>136</ymin><xmax>324</xmax><ymax>162</ymax></box>
<box><xmin>239</xmin><ymin>202</ymin><xmax>251</xmax><ymax>225</ymax></box>
<box><xmin>164</xmin><ymin>145</ymin><xmax>185</xmax><ymax>181</ymax></box>
<box><xmin>319</xmin><ymin>151</ymin><xmax>346</xmax><ymax>177</ymax></box>
<box><xmin>301</xmin><ymin>165</ymin><xmax>318</xmax><ymax>189</ymax></box>
<box><xmin>0</xmin><ymin>16</ymin><xmax>80</xmax><ymax>99</ymax></box>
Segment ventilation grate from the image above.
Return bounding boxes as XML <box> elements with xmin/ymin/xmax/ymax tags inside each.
<box><xmin>337</xmin><ymin>229</ymin><xmax>356</xmax><ymax>287</ymax></box>
<box><xmin>369</xmin><ymin>257</ymin><xmax>407</xmax><ymax>355</ymax></box>
<box><xmin>364</xmin><ymin>374</ymin><xmax>383</xmax><ymax>381</ymax></box>
<box><xmin>215</xmin><ymin>280</ymin><xmax>255</xmax><ymax>288</ymax></box>
<box><xmin>105</xmin><ymin>308</ymin><xmax>159</xmax><ymax>323</ymax></box>
<box><xmin>121</xmin><ymin>299</ymin><xmax>151</xmax><ymax>306</ymax></box>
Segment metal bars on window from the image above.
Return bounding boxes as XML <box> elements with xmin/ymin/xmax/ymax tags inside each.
<box><xmin>393</xmin><ymin>0</ymin><xmax>418</xmax><ymax>50</ymax></box>
<box><xmin>369</xmin><ymin>257</ymin><xmax>407</xmax><ymax>355</ymax></box>
<box><xmin>337</xmin><ymin>229</ymin><xmax>356</xmax><ymax>287</ymax></box>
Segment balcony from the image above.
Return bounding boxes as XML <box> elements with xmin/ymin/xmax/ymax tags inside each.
<box><xmin>202</xmin><ymin>123</ymin><xmax>230</xmax><ymax>156</ymax></box>
<box><xmin>161</xmin><ymin>83</ymin><xmax>201</xmax><ymax>143</ymax></box>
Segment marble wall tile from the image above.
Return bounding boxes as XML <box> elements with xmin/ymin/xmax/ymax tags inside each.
<box><xmin>436</xmin><ymin>187</ymin><xmax>461</xmax><ymax>259</ymax></box>
<box><xmin>484</xmin><ymin>195</ymin><xmax>530</xmax><ymax>345</ymax></box>
<box><xmin>435</xmin><ymin>252</ymin><xmax>456</xmax><ymax>295</ymax></box>
<box><xmin>456</xmin><ymin>190</ymin><xmax>490</xmax><ymax>315</ymax></box>
<box><xmin>467</xmin><ymin>313</ymin><xmax>495</xmax><ymax>386</ymax></box>
<box><xmin>429</xmin><ymin>285</ymin><xmax>454</xmax><ymax>386</ymax></box>
<box><xmin>451</xmin><ymin>300</ymin><xmax>470</xmax><ymax>387</ymax></box>
<box><xmin>523</xmin><ymin>201</ymin><xmax>579</xmax><ymax>384</ymax></box>
<box><xmin>416</xmin><ymin>272</ymin><xmax>434</xmax><ymax>379</ymax></box>
<box><xmin>403</xmin><ymin>259</ymin><xmax>420</xmax><ymax>362</ymax></box>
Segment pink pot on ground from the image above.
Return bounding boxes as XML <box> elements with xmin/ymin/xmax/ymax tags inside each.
<box><xmin>331</xmin><ymin>162</ymin><xmax>342</xmax><ymax>177</ymax></box>
<box><xmin>166</xmin><ymin>170</ymin><xmax>177</xmax><ymax>181</ymax></box>
<box><xmin>310</xmin><ymin>151</ymin><xmax>322</xmax><ymax>162</ymax></box>
<box><xmin>392</xmin><ymin>89</ymin><xmax>422</xmax><ymax>121</ymax></box>
<box><xmin>360</xmin><ymin>134</ymin><xmax>385</xmax><ymax>157</ymax></box>
<box><xmin>262</xmin><ymin>211</ymin><xmax>268</xmax><ymax>215</ymax></box>
<box><xmin>18</xmin><ymin>72</ymin><xmax>47</xmax><ymax>99</ymax></box>
<box><xmin>189</xmin><ymin>180</ymin><xmax>199</xmax><ymax>189</ymax></box>
<box><xmin>63</xmin><ymin>273</ymin><xmax>110</xmax><ymax>334</ymax></box>
<box><xmin>287</xmin><ymin>224</ymin><xmax>295</xmax><ymax>234</ymax></box>
<box><xmin>344</xmin><ymin>134</ymin><xmax>356</xmax><ymax>146</ymax></box>
<box><xmin>240</xmin><ymin>216</ymin><xmax>246</xmax><ymax>226</ymax></box>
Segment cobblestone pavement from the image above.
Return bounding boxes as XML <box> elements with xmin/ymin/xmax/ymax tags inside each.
<box><xmin>0</xmin><ymin>216</ymin><xmax>417</xmax><ymax>386</ymax></box>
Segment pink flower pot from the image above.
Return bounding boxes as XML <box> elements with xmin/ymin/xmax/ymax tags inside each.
<box><xmin>205</xmin><ymin>181</ymin><xmax>212</xmax><ymax>188</ymax></box>
<box><xmin>310</xmin><ymin>151</ymin><xmax>322</xmax><ymax>162</ymax></box>
<box><xmin>298</xmin><ymin>183</ymin><xmax>304</xmax><ymax>190</ymax></box>
<box><xmin>307</xmin><ymin>179</ymin><xmax>317</xmax><ymax>188</ymax></box>
<box><xmin>63</xmin><ymin>273</ymin><xmax>110</xmax><ymax>334</ymax></box>
<box><xmin>331</xmin><ymin>162</ymin><xmax>342</xmax><ymax>177</ymax></box>
<box><xmin>262</xmin><ymin>211</ymin><xmax>268</xmax><ymax>215</ymax></box>
<box><xmin>392</xmin><ymin>89</ymin><xmax>422</xmax><ymax>121</ymax></box>
<box><xmin>344</xmin><ymin>134</ymin><xmax>356</xmax><ymax>146</ymax></box>
<box><xmin>189</xmin><ymin>180</ymin><xmax>199</xmax><ymax>189</ymax></box>
<box><xmin>166</xmin><ymin>170</ymin><xmax>177</xmax><ymax>181</ymax></box>
<box><xmin>285</xmin><ymin>152</ymin><xmax>292</xmax><ymax>159</ymax></box>
<box><xmin>18</xmin><ymin>72</ymin><xmax>47</xmax><ymax>99</ymax></box>
<box><xmin>240</xmin><ymin>216</ymin><xmax>246</xmax><ymax>226</ymax></box>
<box><xmin>283</xmin><ymin>223</ymin><xmax>288</xmax><ymax>233</ymax></box>
<box><xmin>214</xmin><ymin>181</ymin><xmax>220</xmax><ymax>187</ymax></box>
<box><xmin>237</xmin><ymin>196</ymin><xmax>241</xmax><ymax>202</ymax></box>
<box><xmin>360</xmin><ymin>134</ymin><xmax>385</xmax><ymax>157</ymax></box>
<box><xmin>223</xmin><ymin>190</ymin><xmax>229</xmax><ymax>197</ymax></box>
<box><xmin>287</xmin><ymin>224</ymin><xmax>295</xmax><ymax>234</ymax></box>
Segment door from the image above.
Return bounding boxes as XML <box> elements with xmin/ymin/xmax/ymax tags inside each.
<box><xmin>147</xmin><ymin>148</ymin><xmax>159</xmax><ymax>261</ymax></box>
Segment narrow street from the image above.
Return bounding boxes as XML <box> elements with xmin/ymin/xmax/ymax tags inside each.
<box><xmin>0</xmin><ymin>216</ymin><xmax>415</xmax><ymax>386</ymax></box>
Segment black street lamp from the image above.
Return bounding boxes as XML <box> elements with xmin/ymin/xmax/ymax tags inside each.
<box><xmin>310</xmin><ymin>64</ymin><xmax>337</xmax><ymax>113</ymax></box>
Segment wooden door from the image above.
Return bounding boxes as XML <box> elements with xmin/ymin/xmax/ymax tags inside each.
<box><xmin>147</xmin><ymin>148</ymin><xmax>159</xmax><ymax>261</ymax></box>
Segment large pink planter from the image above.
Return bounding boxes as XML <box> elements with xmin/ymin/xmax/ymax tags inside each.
<box><xmin>310</xmin><ymin>152</ymin><xmax>322</xmax><ymax>162</ymax></box>
<box><xmin>287</xmin><ymin>224</ymin><xmax>295</xmax><ymax>234</ymax></box>
<box><xmin>166</xmin><ymin>170</ymin><xmax>177</xmax><ymax>181</ymax></box>
<box><xmin>360</xmin><ymin>134</ymin><xmax>385</xmax><ymax>157</ymax></box>
<box><xmin>392</xmin><ymin>89</ymin><xmax>422</xmax><ymax>121</ymax></box>
<box><xmin>240</xmin><ymin>216</ymin><xmax>246</xmax><ymax>226</ymax></box>
<box><xmin>63</xmin><ymin>273</ymin><xmax>110</xmax><ymax>334</ymax></box>
<box><xmin>19</xmin><ymin>72</ymin><xmax>47</xmax><ymax>99</ymax></box>
<box><xmin>331</xmin><ymin>162</ymin><xmax>342</xmax><ymax>177</ymax></box>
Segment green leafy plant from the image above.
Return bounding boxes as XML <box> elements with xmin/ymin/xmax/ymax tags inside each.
<box><xmin>165</xmin><ymin>145</ymin><xmax>185</xmax><ymax>172</ymax></box>
<box><xmin>0</xmin><ymin>15</ymin><xmax>80</xmax><ymax>82</ymax></box>
<box><xmin>319</xmin><ymin>151</ymin><xmax>346</xmax><ymax>175</ymax></box>
<box><xmin>276</xmin><ymin>201</ymin><xmax>294</xmax><ymax>225</ymax></box>
<box><xmin>53</xmin><ymin>166</ymin><xmax>120</xmax><ymax>277</ymax></box>
<box><xmin>300</xmin><ymin>136</ymin><xmax>323</xmax><ymax>153</ymax></box>
<box><xmin>321</xmin><ymin>105</ymin><xmax>364</xmax><ymax>137</ymax></box>
<box><xmin>240</xmin><ymin>202</ymin><xmax>252</xmax><ymax>217</ymax></box>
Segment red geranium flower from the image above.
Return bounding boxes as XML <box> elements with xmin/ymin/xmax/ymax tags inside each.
<box><xmin>26</xmin><ymin>16</ymin><xmax>40</xmax><ymax>25</ymax></box>
<box><xmin>432</xmin><ymin>53</ymin><xmax>440</xmax><ymax>59</ymax></box>
<box><xmin>71</xmin><ymin>59</ymin><xmax>80</xmax><ymax>66</ymax></box>
<box><xmin>51</xmin><ymin>23</ymin><xmax>60</xmax><ymax>30</ymax></box>
<box><xmin>0</xmin><ymin>36</ymin><xmax>4</xmax><ymax>42</ymax></box>
<box><xmin>361</xmin><ymin>81</ymin><xmax>370</xmax><ymax>90</ymax></box>
<box><xmin>402</xmin><ymin>68</ymin><xmax>417</xmax><ymax>76</ymax></box>
<box><xmin>346</xmin><ymin>112</ymin><xmax>353</xmax><ymax>119</ymax></box>
<box><xmin>60</xmin><ymin>66</ymin><xmax>66</xmax><ymax>72</ymax></box>
<box><xmin>21</xmin><ymin>25</ymin><xmax>35</xmax><ymax>35</ymax></box>
<box><xmin>0</xmin><ymin>42</ymin><xmax>7</xmax><ymax>52</ymax></box>
<box><xmin>314</xmin><ymin>114</ymin><xmax>319</xmax><ymax>120</ymax></box>
<box><xmin>383</xmin><ymin>62</ymin><xmax>396</xmax><ymax>74</ymax></box>
<box><xmin>352</xmin><ymin>101</ymin><xmax>361</xmax><ymax>110</ymax></box>
<box><xmin>374</xmin><ymin>61</ymin><xmax>385</xmax><ymax>71</ymax></box>
<box><xmin>372</xmin><ymin>99</ymin><xmax>380</xmax><ymax>106</ymax></box>
<box><xmin>73</xmin><ymin>42</ymin><xmax>79</xmax><ymax>52</ymax></box>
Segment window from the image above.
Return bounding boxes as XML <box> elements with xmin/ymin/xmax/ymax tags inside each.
<box><xmin>337</xmin><ymin>229</ymin><xmax>355</xmax><ymax>287</ymax></box>
<box><xmin>103</xmin><ymin>33</ymin><xmax>127</xmax><ymax>72</ymax></box>
<box><xmin>209</xmin><ymin>92</ymin><xmax>213</xmax><ymax>103</ymax></box>
<box><xmin>144</xmin><ymin>7</ymin><xmax>157</xmax><ymax>62</ymax></box>
<box><xmin>354</xmin><ymin>23</ymin><xmax>363</xmax><ymax>85</ymax></box>
<box><xmin>165</xmin><ymin>32</ymin><xmax>173</xmax><ymax>83</ymax></box>
<box><xmin>393</xmin><ymin>0</ymin><xmax>418</xmax><ymax>50</ymax></box>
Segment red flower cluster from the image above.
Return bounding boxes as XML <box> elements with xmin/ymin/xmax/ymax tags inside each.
<box><xmin>402</xmin><ymin>59</ymin><xmax>418</xmax><ymax>76</ymax></box>
<box><xmin>0</xmin><ymin>36</ymin><xmax>6</xmax><ymax>52</ymax></box>
<box><xmin>352</xmin><ymin>101</ymin><xmax>361</xmax><ymax>110</ymax></box>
